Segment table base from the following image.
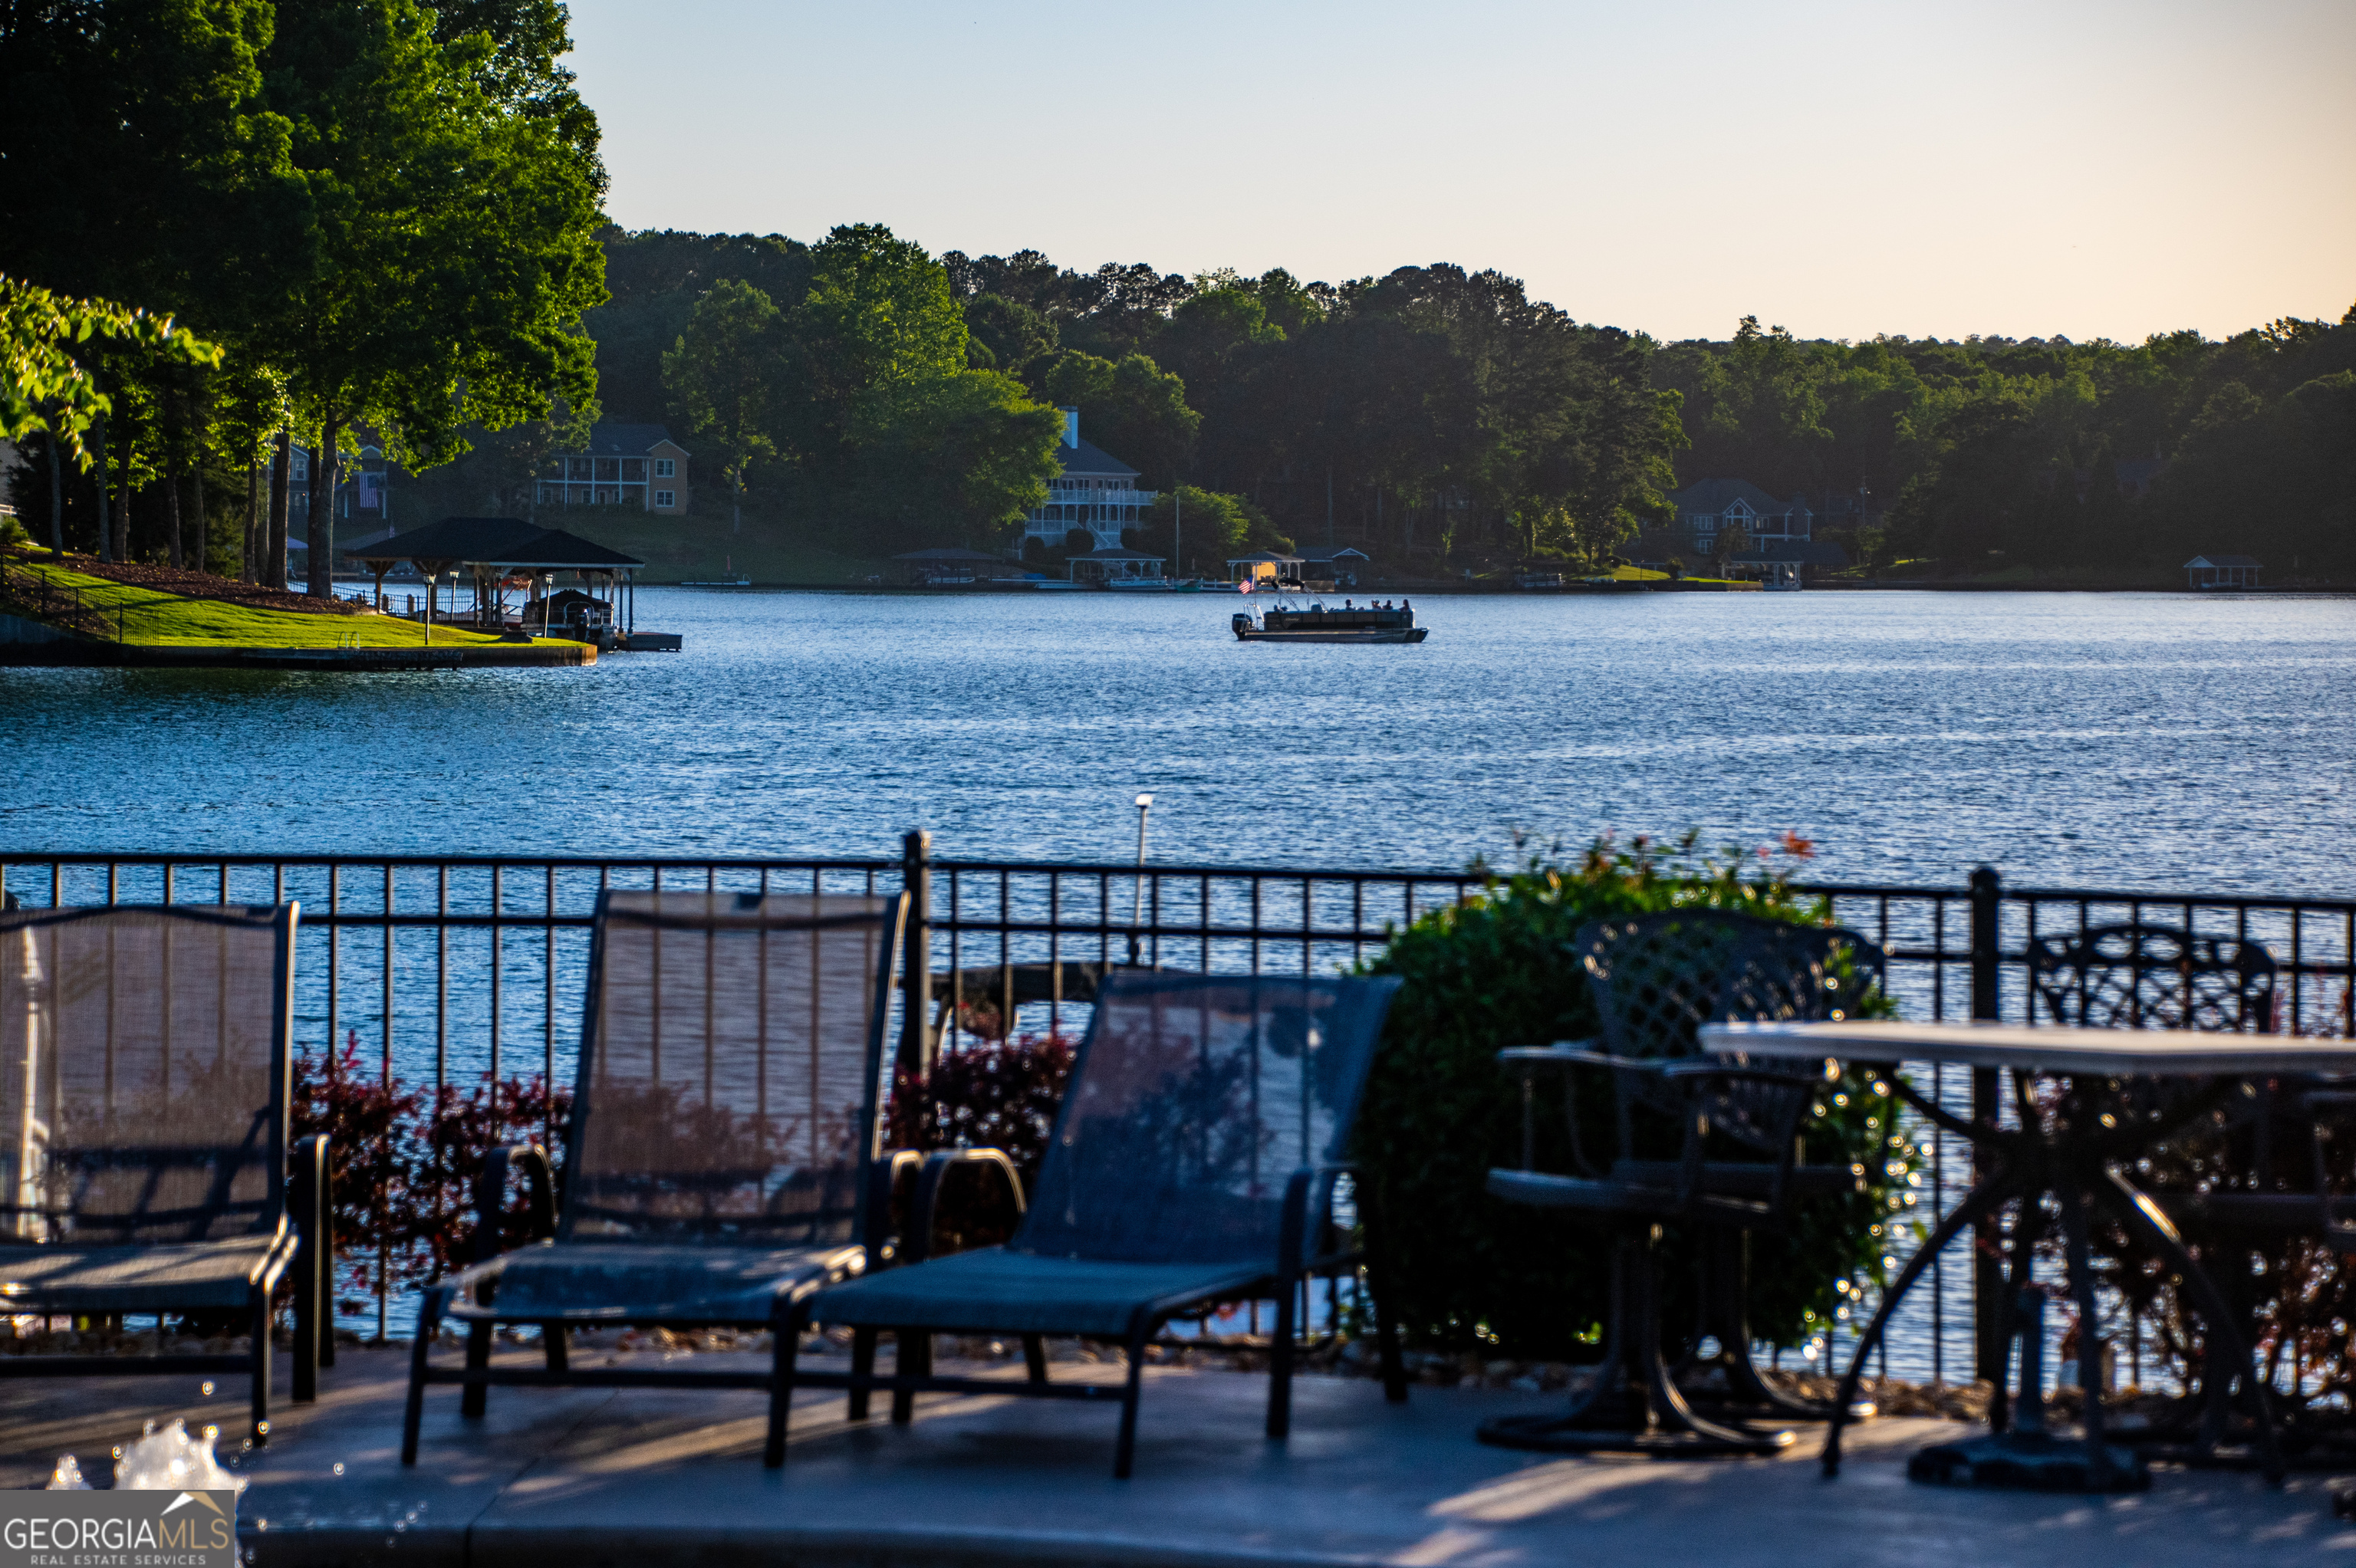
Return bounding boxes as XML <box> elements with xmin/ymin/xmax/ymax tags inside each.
<box><xmin>1478</xmin><ymin>1228</ymin><xmax>1795</xmax><ymax>1461</ymax></box>
<box><xmin>1908</xmin><ymin>1431</ymin><xmax>2150</xmax><ymax>1492</ymax></box>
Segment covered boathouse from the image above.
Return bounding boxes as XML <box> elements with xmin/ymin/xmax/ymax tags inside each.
<box><xmin>341</xmin><ymin>516</ymin><xmax>649</xmax><ymax>636</ymax></box>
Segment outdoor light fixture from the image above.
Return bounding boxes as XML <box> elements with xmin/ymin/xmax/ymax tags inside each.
<box><xmin>1129</xmin><ymin>794</ymin><xmax>1155</xmax><ymax>963</ymax></box>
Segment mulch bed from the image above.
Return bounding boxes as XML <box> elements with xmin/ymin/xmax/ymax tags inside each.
<box><xmin>14</xmin><ymin>550</ymin><xmax>369</xmax><ymax>616</ymax></box>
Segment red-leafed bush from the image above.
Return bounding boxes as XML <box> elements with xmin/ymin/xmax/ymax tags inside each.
<box><xmin>884</xmin><ymin>1031</ymin><xmax>1076</xmax><ymax>1248</ymax></box>
<box><xmin>292</xmin><ymin>1031</ymin><xmax>573</xmax><ymax>1305</ymax></box>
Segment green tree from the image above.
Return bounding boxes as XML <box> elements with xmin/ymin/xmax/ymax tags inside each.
<box><xmin>864</xmin><ymin>370</ymin><xmax>1061</xmax><ymax>549</ymax></box>
<box><xmin>663</xmin><ymin>279</ymin><xmax>783</xmax><ymax>534</ymax></box>
<box><xmin>1034</xmin><ymin>350</ymin><xmax>1200</xmax><ymax>488</ymax></box>
<box><xmin>1132</xmin><ymin>485</ymin><xmax>1286</xmax><ymax>577</ymax></box>
<box><xmin>0</xmin><ymin>274</ymin><xmax>218</xmax><ymax>462</ymax></box>
<box><xmin>786</xmin><ymin>223</ymin><xmax>969</xmax><ymax>464</ymax></box>
<box><xmin>268</xmin><ymin>0</ymin><xmax>606</xmax><ymax>594</ymax></box>
<box><xmin>963</xmin><ymin>294</ymin><xmax>1057</xmax><ymax>377</ymax></box>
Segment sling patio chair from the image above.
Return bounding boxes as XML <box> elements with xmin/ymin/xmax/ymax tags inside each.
<box><xmin>0</xmin><ymin>902</ymin><xmax>329</xmax><ymax>1447</ymax></box>
<box><xmin>402</xmin><ymin>889</ymin><xmax>1022</xmax><ymax>1461</ymax></box>
<box><xmin>775</xmin><ymin>970</ymin><xmax>1410</xmax><ymax>1479</ymax></box>
<box><xmin>1483</xmin><ymin>910</ymin><xmax>1884</xmax><ymax>1456</ymax></box>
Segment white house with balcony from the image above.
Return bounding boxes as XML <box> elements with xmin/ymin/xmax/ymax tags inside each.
<box><xmin>1018</xmin><ymin>407</ymin><xmax>1156</xmax><ymax>556</ymax></box>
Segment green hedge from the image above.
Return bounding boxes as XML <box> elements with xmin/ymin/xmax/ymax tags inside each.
<box><xmin>1357</xmin><ymin>834</ymin><xmax>1919</xmax><ymax>1359</ymax></box>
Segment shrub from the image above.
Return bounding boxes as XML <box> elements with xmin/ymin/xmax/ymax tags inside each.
<box><xmin>292</xmin><ymin>1031</ymin><xmax>573</xmax><ymax>1310</ymax></box>
<box><xmin>1356</xmin><ymin>833</ymin><xmax>1914</xmax><ymax>1359</ymax></box>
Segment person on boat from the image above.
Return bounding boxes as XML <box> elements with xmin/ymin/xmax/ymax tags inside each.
<box><xmin>1400</xmin><ymin>598</ymin><xmax>1412</xmax><ymax>612</ymax></box>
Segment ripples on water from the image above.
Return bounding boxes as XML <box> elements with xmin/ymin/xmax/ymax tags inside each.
<box><xmin>8</xmin><ymin>587</ymin><xmax>2346</xmax><ymax>1372</ymax></box>
<box><xmin>4</xmin><ymin>588</ymin><xmax>2351</xmax><ymax>893</ymax></box>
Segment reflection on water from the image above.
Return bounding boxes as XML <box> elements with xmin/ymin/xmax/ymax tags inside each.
<box><xmin>4</xmin><ymin>587</ymin><xmax>2351</xmax><ymax>895</ymax></box>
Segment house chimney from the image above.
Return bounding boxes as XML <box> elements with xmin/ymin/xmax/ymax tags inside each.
<box><xmin>1059</xmin><ymin>406</ymin><xmax>1078</xmax><ymax>449</ymax></box>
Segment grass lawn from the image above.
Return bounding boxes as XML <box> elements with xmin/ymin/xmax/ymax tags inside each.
<box><xmin>14</xmin><ymin>563</ymin><xmax>550</xmax><ymax>649</ymax></box>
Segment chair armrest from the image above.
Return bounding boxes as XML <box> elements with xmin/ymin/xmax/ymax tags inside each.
<box><xmin>474</xmin><ymin>1143</ymin><xmax>558</xmax><ymax>1265</ymax></box>
<box><xmin>1279</xmin><ymin>1162</ymin><xmax>1363</xmax><ymax>1279</ymax></box>
<box><xmin>867</xmin><ymin>1149</ymin><xmax>928</xmax><ymax>1265</ymax></box>
<box><xmin>1499</xmin><ymin>1045</ymin><xmax>1641</xmax><ymax>1178</ymax></box>
<box><xmin>907</xmin><ymin>1147</ymin><xmax>1028</xmax><ymax>1265</ymax></box>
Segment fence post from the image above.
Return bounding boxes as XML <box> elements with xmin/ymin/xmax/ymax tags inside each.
<box><xmin>1968</xmin><ymin>863</ymin><xmax>2006</xmax><ymax>1384</ymax></box>
<box><xmin>899</xmin><ymin>830</ymin><xmax>933</xmax><ymax>1080</ymax></box>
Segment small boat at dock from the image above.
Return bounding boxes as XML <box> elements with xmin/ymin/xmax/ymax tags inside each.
<box><xmin>1232</xmin><ymin>598</ymin><xmax>1427</xmax><ymax>643</ymax></box>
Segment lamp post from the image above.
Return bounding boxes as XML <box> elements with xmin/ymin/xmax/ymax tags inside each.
<box><xmin>1128</xmin><ymin>794</ymin><xmax>1153</xmax><ymax>964</ymax></box>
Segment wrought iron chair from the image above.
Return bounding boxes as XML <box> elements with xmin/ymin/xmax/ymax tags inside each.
<box><xmin>781</xmin><ymin>971</ymin><xmax>1409</xmax><ymax>1479</ymax></box>
<box><xmin>0</xmin><ymin>902</ymin><xmax>328</xmax><ymax>1446</ymax></box>
<box><xmin>1483</xmin><ymin>910</ymin><xmax>1884</xmax><ymax>1455</ymax></box>
<box><xmin>2025</xmin><ymin>922</ymin><xmax>2344</xmax><ymax>1458</ymax></box>
<box><xmin>401</xmin><ymin>889</ymin><xmax>1022</xmax><ymax>1462</ymax></box>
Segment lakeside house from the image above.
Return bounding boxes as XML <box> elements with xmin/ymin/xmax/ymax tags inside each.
<box><xmin>2183</xmin><ymin>554</ymin><xmax>2262</xmax><ymax>589</ymax></box>
<box><xmin>1018</xmin><ymin>408</ymin><xmax>1157</xmax><ymax>557</ymax></box>
<box><xmin>1625</xmin><ymin>478</ymin><xmax>1851</xmax><ymax>582</ymax></box>
<box><xmin>283</xmin><ymin>441</ymin><xmax>384</xmax><ymax>528</ymax></box>
<box><xmin>535</xmin><ymin>423</ymin><xmax>692</xmax><ymax>514</ymax></box>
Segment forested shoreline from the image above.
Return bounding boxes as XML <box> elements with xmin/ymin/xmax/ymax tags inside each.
<box><xmin>514</xmin><ymin>226</ymin><xmax>2356</xmax><ymax>581</ymax></box>
<box><xmin>3</xmin><ymin>4</ymin><xmax>2348</xmax><ymax>586</ymax></box>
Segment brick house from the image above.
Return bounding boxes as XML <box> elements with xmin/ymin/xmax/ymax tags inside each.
<box><xmin>536</xmin><ymin>423</ymin><xmax>692</xmax><ymax>515</ymax></box>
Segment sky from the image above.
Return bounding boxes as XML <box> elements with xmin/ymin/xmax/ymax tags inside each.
<box><xmin>568</xmin><ymin>0</ymin><xmax>2355</xmax><ymax>345</ymax></box>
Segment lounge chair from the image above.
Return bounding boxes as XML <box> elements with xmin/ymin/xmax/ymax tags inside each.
<box><xmin>777</xmin><ymin>970</ymin><xmax>1409</xmax><ymax>1478</ymax></box>
<box><xmin>402</xmin><ymin>889</ymin><xmax>1017</xmax><ymax>1461</ymax></box>
<box><xmin>0</xmin><ymin>902</ymin><xmax>326</xmax><ymax>1445</ymax></box>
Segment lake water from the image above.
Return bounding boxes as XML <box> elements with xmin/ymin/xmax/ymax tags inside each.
<box><xmin>7</xmin><ymin>586</ymin><xmax>2347</xmax><ymax>1369</ymax></box>
<box><xmin>5</xmin><ymin>587</ymin><xmax>2351</xmax><ymax>894</ymax></box>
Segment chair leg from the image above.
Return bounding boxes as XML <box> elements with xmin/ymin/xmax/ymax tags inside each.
<box><xmin>890</xmin><ymin>1328</ymin><xmax>928</xmax><ymax>1425</ymax></box>
<box><xmin>461</xmin><ymin>1317</ymin><xmax>492</xmax><ymax>1418</ymax></box>
<box><xmin>543</xmin><ymin>1323</ymin><xmax>569</xmax><ymax>1374</ymax></box>
<box><xmin>1267</xmin><ymin>1277</ymin><xmax>1298</xmax><ymax>1439</ymax></box>
<box><xmin>293</xmin><ymin>1253</ymin><xmax>318</xmax><ymax>1405</ymax></box>
<box><xmin>766</xmin><ymin>1299</ymin><xmax>803</xmax><ymax>1468</ymax></box>
<box><xmin>1114</xmin><ymin>1320</ymin><xmax>1150</xmax><ymax>1480</ymax></box>
<box><xmin>402</xmin><ymin>1288</ymin><xmax>446</xmax><ymax>1466</ymax></box>
<box><xmin>848</xmin><ymin>1326</ymin><xmax>877</xmax><ymax>1421</ymax></box>
<box><xmin>1023</xmin><ymin>1333</ymin><xmax>1048</xmax><ymax>1386</ymax></box>
<box><xmin>249</xmin><ymin>1289</ymin><xmax>273</xmax><ymax>1448</ymax></box>
<box><xmin>1369</xmin><ymin>1262</ymin><xmax>1407</xmax><ymax>1405</ymax></box>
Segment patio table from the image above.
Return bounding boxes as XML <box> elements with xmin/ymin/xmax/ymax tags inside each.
<box><xmin>1698</xmin><ymin>1020</ymin><xmax>2356</xmax><ymax>1491</ymax></box>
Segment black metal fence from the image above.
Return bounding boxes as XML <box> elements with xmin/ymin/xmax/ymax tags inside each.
<box><xmin>5</xmin><ymin>843</ymin><xmax>2351</xmax><ymax>1386</ymax></box>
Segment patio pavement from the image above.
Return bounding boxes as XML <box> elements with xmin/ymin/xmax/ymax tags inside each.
<box><xmin>3</xmin><ymin>1342</ymin><xmax>2349</xmax><ymax>1567</ymax></box>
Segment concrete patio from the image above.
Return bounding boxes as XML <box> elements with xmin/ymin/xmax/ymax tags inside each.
<box><xmin>2</xmin><ymin>1341</ymin><xmax>2347</xmax><ymax>1567</ymax></box>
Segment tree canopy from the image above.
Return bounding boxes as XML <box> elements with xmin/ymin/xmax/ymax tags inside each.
<box><xmin>0</xmin><ymin>0</ymin><xmax>608</xmax><ymax>586</ymax></box>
